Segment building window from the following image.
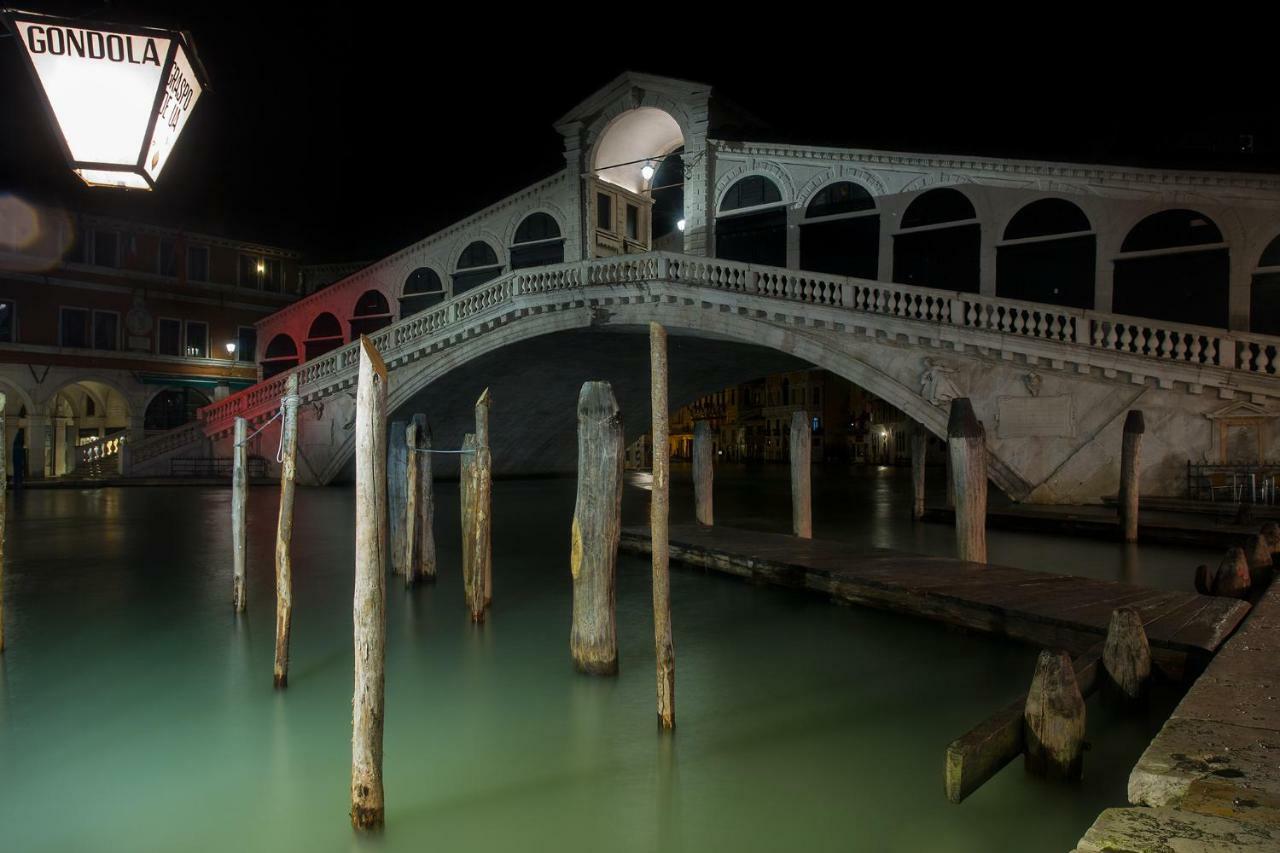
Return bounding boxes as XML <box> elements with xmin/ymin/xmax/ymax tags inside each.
<box><xmin>157</xmin><ymin>318</ymin><xmax>182</xmax><ymax>356</ymax></box>
<box><xmin>158</xmin><ymin>238</ymin><xmax>178</xmax><ymax>277</ymax></box>
<box><xmin>187</xmin><ymin>246</ymin><xmax>209</xmax><ymax>281</ymax></box>
<box><xmin>236</xmin><ymin>327</ymin><xmax>257</xmax><ymax>362</ymax></box>
<box><xmin>239</xmin><ymin>254</ymin><xmax>260</xmax><ymax>288</ymax></box>
<box><xmin>60</xmin><ymin>307</ymin><xmax>90</xmax><ymax>348</ymax></box>
<box><xmin>93</xmin><ymin>310</ymin><xmax>119</xmax><ymax>351</ymax></box>
<box><xmin>93</xmin><ymin>229</ymin><xmax>119</xmax><ymax>268</ymax></box>
<box><xmin>262</xmin><ymin>258</ymin><xmax>282</xmax><ymax>292</ymax></box>
<box><xmin>452</xmin><ymin>241</ymin><xmax>502</xmax><ymax>297</ymax></box>
<box><xmin>185</xmin><ymin>321</ymin><xmax>208</xmax><ymax>358</ymax></box>
<box><xmin>510</xmin><ymin>213</ymin><xmax>565</xmax><ymax>270</ymax></box>
<box><xmin>596</xmin><ymin>193</ymin><xmax>612</xmax><ymax>231</ymax></box>
<box><xmin>0</xmin><ymin>299</ymin><xmax>14</xmax><ymax>343</ymax></box>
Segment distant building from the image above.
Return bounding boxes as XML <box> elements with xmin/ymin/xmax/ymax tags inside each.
<box><xmin>0</xmin><ymin>204</ymin><xmax>302</xmax><ymax>478</ymax></box>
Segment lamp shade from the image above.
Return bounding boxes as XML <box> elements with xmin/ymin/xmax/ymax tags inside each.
<box><xmin>1</xmin><ymin>9</ymin><xmax>208</xmax><ymax>190</ymax></box>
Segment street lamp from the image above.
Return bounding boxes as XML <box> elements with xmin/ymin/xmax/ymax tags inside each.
<box><xmin>225</xmin><ymin>342</ymin><xmax>237</xmax><ymax>356</ymax></box>
<box><xmin>0</xmin><ymin>9</ymin><xmax>208</xmax><ymax>190</ymax></box>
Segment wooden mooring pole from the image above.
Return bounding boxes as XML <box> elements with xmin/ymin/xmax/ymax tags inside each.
<box><xmin>1213</xmin><ymin>547</ymin><xmax>1252</xmax><ymax>599</ymax></box>
<box><xmin>273</xmin><ymin>374</ymin><xmax>300</xmax><ymax>688</ymax></box>
<box><xmin>232</xmin><ymin>416</ymin><xmax>248</xmax><ymax>612</ymax></box>
<box><xmin>910</xmin><ymin>424</ymin><xmax>927</xmax><ymax>521</ymax></box>
<box><xmin>570</xmin><ymin>381</ymin><xmax>623</xmax><ymax>676</ymax></box>
<box><xmin>475</xmin><ymin>389</ymin><xmax>492</xmax><ymax>608</ymax></box>
<box><xmin>948</xmin><ymin>399</ymin><xmax>987</xmax><ymax>564</ymax></box>
<box><xmin>650</xmin><ymin>324</ymin><xmax>675</xmax><ymax>728</ymax></box>
<box><xmin>405</xmin><ymin>414</ymin><xmax>436</xmax><ymax>587</ymax></box>
<box><xmin>0</xmin><ymin>391</ymin><xmax>6</xmax><ymax>653</ymax></box>
<box><xmin>790</xmin><ymin>410</ymin><xmax>812</xmax><ymax>539</ymax></box>
<box><xmin>460</xmin><ymin>434</ymin><xmax>485</xmax><ymax>621</ymax></box>
<box><xmin>1102</xmin><ymin>607</ymin><xmax>1151</xmax><ymax>701</ymax></box>
<box><xmin>1243</xmin><ymin>533</ymin><xmax>1273</xmax><ymax>587</ymax></box>
<box><xmin>387</xmin><ymin>419</ymin><xmax>409</xmax><ymax>576</ymax></box>
<box><xmin>693</xmin><ymin>419</ymin><xmax>713</xmax><ymax>527</ymax></box>
<box><xmin>1119</xmin><ymin>410</ymin><xmax>1144</xmax><ymax>543</ymax></box>
<box><xmin>1024</xmin><ymin>649</ymin><xmax>1086</xmax><ymax>781</ymax></box>
<box><xmin>351</xmin><ymin>336</ymin><xmax>388</xmax><ymax>830</ymax></box>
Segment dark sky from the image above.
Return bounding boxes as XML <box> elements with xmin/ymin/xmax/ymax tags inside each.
<box><xmin>2</xmin><ymin>4</ymin><xmax>1276</xmax><ymax>263</ymax></box>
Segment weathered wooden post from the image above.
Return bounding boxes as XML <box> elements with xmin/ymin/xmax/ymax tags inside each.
<box><xmin>459</xmin><ymin>434</ymin><xmax>485</xmax><ymax>622</ymax></box>
<box><xmin>387</xmin><ymin>419</ymin><xmax>408</xmax><ymax>576</ymax></box>
<box><xmin>474</xmin><ymin>389</ymin><xmax>492</xmax><ymax>608</ymax></box>
<box><xmin>1102</xmin><ymin>608</ymin><xmax>1151</xmax><ymax>701</ymax></box>
<box><xmin>1261</xmin><ymin>521</ymin><xmax>1280</xmax><ymax>555</ymax></box>
<box><xmin>692</xmin><ymin>419</ymin><xmax>713</xmax><ymax>527</ymax></box>
<box><xmin>351</xmin><ymin>336</ymin><xmax>388</xmax><ymax>830</ymax></box>
<box><xmin>790</xmin><ymin>410</ymin><xmax>812</xmax><ymax>539</ymax></box>
<box><xmin>273</xmin><ymin>374</ymin><xmax>300</xmax><ymax>688</ymax></box>
<box><xmin>405</xmin><ymin>414</ymin><xmax>436</xmax><ymax>587</ymax></box>
<box><xmin>1024</xmin><ymin>649</ymin><xmax>1085</xmax><ymax>781</ymax></box>
<box><xmin>1212</xmin><ymin>546</ymin><xmax>1252</xmax><ymax>599</ymax></box>
<box><xmin>1243</xmin><ymin>533</ymin><xmax>1273</xmax><ymax>587</ymax></box>
<box><xmin>0</xmin><ymin>391</ymin><xmax>6</xmax><ymax>653</ymax></box>
<box><xmin>650</xmin><ymin>324</ymin><xmax>675</xmax><ymax>728</ymax></box>
<box><xmin>232</xmin><ymin>416</ymin><xmax>248</xmax><ymax>612</ymax></box>
<box><xmin>910</xmin><ymin>423</ymin><xmax>927</xmax><ymax>521</ymax></box>
<box><xmin>1118</xmin><ymin>410</ymin><xmax>1144</xmax><ymax>543</ymax></box>
<box><xmin>948</xmin><ymin>398</ymin><xmax>987</xmax><ymax>564</ymax></box>
<box><xmin>570</xmin><ymin>381</ymin><xmax>623</xmax><ymax>676</ymax></box>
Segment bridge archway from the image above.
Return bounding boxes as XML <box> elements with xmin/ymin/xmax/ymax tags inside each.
<box><xmin>304</xmin><ymin>312</ymin><xmax>344</xmax><ymax>360</ymax></box>
<box><xmin>509</xmin><ymin>214</ymin><xmax>564</xmax><ymax>270</ymax></box>
<box><xmin>1251</xmin><ymin>233</ymin><xmax>1280</xmax><ymax>335</ymax></box>
<box><xmin>399</xmin><ymin>268</ymin><xmax>445</xmax><ymax>318</ymax></box>
<box><xmin>452</xmin><ymin>241</ymin><xmax>502</xmax><ymax>296</ymax></box>
<box><xmin>261</xmin><ymin>333</ymin><xmax>300</xmax><ymax>379</ymax></box>
<box><xmin>997</xmin><ymin>198</ymin><xmax>1096</xmax><ymax>309</ymax></box>
<box><xmin>349</xmin><ymin>290</ymin><xmax>393</xmax><ymax>338</ymax></box>
<box><xmin>1114</xmin><ymin>209</ymin><xmax>1228</xmax><ymax>327</ymax></box>
<box><xmin>893</xmin><ymin>188</ymin><xmax>981</xmax><ymax>293</ymax></box>
<box><xmin>715</xmin><ymin>175</ymin><xmax>787</xmax><ymax>266</ymax></box>
<box><xmin>799</xmin><ymin>180</ymin><xmax>879</xmax><ymax>279</ymax></box>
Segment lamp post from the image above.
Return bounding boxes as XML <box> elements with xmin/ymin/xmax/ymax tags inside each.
<box><xmin>0</xmin><ymin>9</ymin><xmax>208</xmax><ymax>190</ymax></box>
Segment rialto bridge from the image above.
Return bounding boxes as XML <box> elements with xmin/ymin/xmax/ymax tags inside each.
<box><xmin>124</xmin><ymin>72</ymin><xmax>1280</xmax><ymax>503</ymax></box>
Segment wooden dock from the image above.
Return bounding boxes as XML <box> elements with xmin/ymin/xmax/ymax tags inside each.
<box><xmin>619</xmin><ymin>525</ymin><xmax>1249</xmax><ymax>663</ymax></box>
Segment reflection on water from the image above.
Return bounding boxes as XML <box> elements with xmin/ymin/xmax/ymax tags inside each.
<box><xmin>0</xmin><ymin>469</ymin><xmax>1202</xmax><ymax>852</ymax></box>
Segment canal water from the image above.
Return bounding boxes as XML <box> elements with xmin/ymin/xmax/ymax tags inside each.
<box><xmin>0</xmin><ymin>467</ymin><xmax>1211</xmax><ymax>852</ymax></box>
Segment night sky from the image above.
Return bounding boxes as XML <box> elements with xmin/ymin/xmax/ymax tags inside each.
<box><xmin>1</xmin><ymin>4</ymin><xmax>1274</xmax><ymax>263</ymax></box>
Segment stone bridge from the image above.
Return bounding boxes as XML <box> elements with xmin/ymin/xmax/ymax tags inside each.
<box><xmin>135</xmin><ymin>252</ymin><xmax>1280</xmax><ymax>503</ymax></box>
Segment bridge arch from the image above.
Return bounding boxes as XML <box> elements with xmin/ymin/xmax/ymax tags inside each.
<box><xmin>1113</xmin><ymin>208</ymin><xmax>1229</xmax><ymax>328</ymax></box>
<box><xmin>399</xmin><ymin>267</ymin><xmax>446</xmax><ymax>318</ymax></box>
<box><xmin>996</xmin><ymin>198</ymin><xmax>1096</xmax><ymax>310</ymax></box>
<box><xmin>305</xmin><ymin>311</ymin><xmax>344</xmax><ymax>360</ymax></box>
<box><xmin>1252</xmin><ymin>232</ymin><xmax>1280</xmax><ymax>335</ymax></box>
<box><xmin>508</xmin><ymin>212</ymin><xmax>565</xmax><ymax>270</ymax></box>
<box><xmin>348</xmin><ymin>289</ymin><xmax>393</xmax><ymax>338</ymax></box>
<box><xmin>799</xmin><ymin>180</ymin><xmax>880</xmax><ymax>279</ymax></box>
<box><xmin>893</xmin><ymin>187</ymin><xmax>982</xmax><ymax>293</ymax></box>
<box><xmin>715</xmin><ymin>174</ymin><xmax>788</xmax><ymax>267</ymax></box>
<box><xmin>261</xmin><ymin>333</ymin><xmax>300</xmax><ymax>379</ymax></box>
<box><xmin>588</xmin><ymin>104</ymin><xmax>688</xmax><ymax>195</ymax></box>
<box><xmin>451</xmin><ymin>239</ymin><xmax>503</xmax><ymax>296</ymax></box>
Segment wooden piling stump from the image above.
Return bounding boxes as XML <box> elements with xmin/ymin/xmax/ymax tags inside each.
<box><xmin>570</xmin><ymin>381</ymin><xmax>623</xmax><ymax>676</ymax></box>
<box><xmin>910</xmin><ymin>424</ymin><xmax>927</xmax><ymax>521</ymax></box>
<box><xmin>474</xmin><ymin>389</ymin><xmax>492</xmax><ymax>608</ymax></box>
<box><xmin>405</xmin><ymin>415</ymin><xmax>436</xmax><ymax>587</ymax></box>
<box><xmin>273</xmin><ymin>374</ymin><xmax>300</xmax><ymax>688</ymax></box>
<box><xmin>948</xmin><ymin>399</ymin><xmax>987</xmax><ymax>564</ymax></box>
<box><xmin>1024</xmin><ymin>649</ymin><xmax>1086</xmax><ymax>781</ymax></box>
<box><xmin>650</xmin><ymin>324</ymin><xmax>675</xmax><ymax>729</ymax></box>
<box><xmin>692</xmin><ymin>419</ymin><xmax>713</xmax><ymax>527</ymax></box>
<box><xmin>387</xmin><ymin>419</ymin><xmax>408</xmax><ymax>576</ymax></box>
<box><xmin>460</xmin><ymin>434</ymin><xmax>485</xmax><ymax>622</ymax></box>
<box><xmin>1119</xmin><ymin>411</ymin><xmax>1144</xmax><ymax>543</ymax></box>
<box><xmin>1102</xmin><ymin>608</ymin><xmax>1151</xmax><ymax>701</ymax></box>
<box><xmin>790</xmin><ymin>410</ymin><xmax>812</xmax><ymax>539</ymax></box>
<box><xmin>1260</xmin><ymin>521</ymin><xmax>1280</xmax><ymax>555</ymax></box>
<box><xmin>0</xmin><ymin>391</ymin><xmax>5</xmax><ymax>653</ymax></box>
<box><xmin>1243</xmin><ymin>533</ymin><xmax>1273</xmax><ymax>587</ymax></box>
<box><xmin>351</xmin><ymin>336</ymin><xmax>388</xmax><ymax>830</ymax></box>
<box><xmin>232</xmin><ymin>416</ymin><xmax>248</xmax><ymax>613</ymax></box>
<box><xmin>1213</xmin><ymin>547</ymin><xmax>1252</xmax><ymax>599</ymax></box>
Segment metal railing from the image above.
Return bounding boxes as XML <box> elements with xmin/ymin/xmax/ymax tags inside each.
<box><xmin>1187</xmin><ymin>462</ymin><xmax>1280</xmax><ymax>504</ymax></box>
<box><xmin>170</xmin><ymin>457</ymin><xmax>266</xmax><ymax>478</ymax></box>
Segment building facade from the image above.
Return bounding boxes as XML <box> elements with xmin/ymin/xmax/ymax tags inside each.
<box><xmin>0</xmin><ymin>201</ymin><xmax>302</xmax><ymax>479</ymax></box>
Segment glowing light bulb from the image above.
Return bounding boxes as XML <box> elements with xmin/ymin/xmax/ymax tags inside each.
<box><xmin>225</xmin><ymin>342</ymin><xmax>237</xmax><ymax>355</ymax></box>
<box><xmin>640</xmin><ymin>161</ymin><xmax>655</xmax><ymax>181</ymax></box>
<box><xmin>676</xmin><ymin>218</ymin><xmax>686</xmax><ymax>232</ymax></box>
<box><xmin>256</xmin><ymin>261</ymin><xmax>265</xmax><ymax>273</ymax></box>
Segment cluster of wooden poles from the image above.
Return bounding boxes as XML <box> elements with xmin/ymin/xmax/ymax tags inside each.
<box><xmin>1195</xmin><ymin>522</ymin><xmax>1279</xmax><ymax>600</ymax></box>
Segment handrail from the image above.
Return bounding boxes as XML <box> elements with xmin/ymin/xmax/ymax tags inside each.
<box><xmin>195</xmin><ymin>251</ymin><xmax>1280</xmax><ymax>436</ymax></box>
<box><xmin>76</xmin><ymin>432</ymin><xmax>126</xmax><ymax>466</ymax></box>
<box><xmin>130</xmin><ymin>422</ymin><xmax>203</xmax><ymax>464</ymax></box>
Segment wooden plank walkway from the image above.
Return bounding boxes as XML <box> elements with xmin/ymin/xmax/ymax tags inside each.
<box><xmin>619</xmin><ymin>525</ymin><xmax>1249</xmax><ymax>660</ymax></box>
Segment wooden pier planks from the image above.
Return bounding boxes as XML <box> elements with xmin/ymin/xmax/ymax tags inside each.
<box><xmin>619</xmin><ymin>524</ymin><xmax>1249</xmax><ymax>658</ymax></box>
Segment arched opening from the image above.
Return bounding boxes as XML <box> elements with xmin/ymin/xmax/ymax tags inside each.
<box><xmin>144</xmin><ymin>387</ymin><xmax>211</xmax><ymax>431</ymax></box>
<box><xmin>893</xmin><ymin>188</ymin><xmax>980</xmax><ymax>293</ymax></box>
<box><xmin>304</xmin><ymin>312</ymin><xmax>344</xmax><ymax>360</ymax></box>
<box><xmin>715</xmin><ymin>175</ymin><xmax>786</xmax><ymax>267</ymax></box>
<box><xmin>261</xmin><ymin>333</ymin><xmax>299</xmax><ymax>379</ymax></box>
<box><xmin>799</xmin><ymin>181</ymin><xmax>879</xmax><ymax>279</ymax></box>
<box><xmin>399</xmin><ymin>268</ymin><xmax>445</xmax><ymax>319</ymax></box>
<box><xmin>590</xmin><ymin>107</ymin><xmax>685</xmax><ymax>258</ymax></box>
<box><xmin>1251</xmin><ymin>235</ymin><xmax>1280</xmax><ymax>336</ymax></box>
<box><xmin>41</xmin><ymin>380</ymin><xmax>132</xmax><ymax>476</ymax></box>
<box><xmin>997</xmin><ymin>199</ymin><xmax>1096</xmax><ymax>309</ymax></box>
<box><xmin>452</xmin><ymin>242</ymin><xmax>502</xmax><ymax>296</ymax></box>
<box><xmin>349</xmin><ymin>289</ymin><xmax>393</xmax><ymax>338</ymax></box>
<box><xmin>650</xmin><ymin>148</ymin><xmax>685</xmax><ymax>252</ymax></box>
<box><xmin>509</xmin><ymin>214</ymin><xmax>564</xmax><ymax>270</ymax></box>
<box><xmin>1114</xmin><ymin>209</ymin><xmax>1228</xmax><ymax>327</ymax></box>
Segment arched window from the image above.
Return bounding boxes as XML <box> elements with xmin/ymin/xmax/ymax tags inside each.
<box><xmin>651</xmin><ymin>148</ymin><xmax>685</xmax><ymax>248</ymax></box>
<box><xmin>144</xmin><ymin>388</ymin><xmax>211</xmax><ymax>431</ymax></box>
<box><xmin>799</xmin><ymin>181</ymin><xmax>879</xmax><ymax>279</ymax></box>
<box><xmin>1252</xmin><ymin>234</ymin><xmax>1280</xmax><ymax>336</ymax></box>
<box><xmin>715</xmin><ymin>175</ymin><xmax>786</xmax><ymax>266</ymax></box>
<box><xmin>261</xmin><ymin>333</ymin><xmax>299</xmax><ymax>379</ymax></box>
<box><xmin>452</xmin><ymin>241</ymin><xmax>502</xmax><ymax>295</ymax></box>
<box><xmin>509</xmin><ymin>214</ymin><xmax>564</xmax><ymax>270</ymax></box>
<box><xmin>1114</xmin><ymin>209</ymin><xmax>1228</xmax><ymax>328</ymax></box>
<box><xmin>997</xmin><ymin>199</ymin><xmax>1096</xmax><ymax>309</ymax></box>
<box><xmin>399</xmin><ymin>268</ymin><xmax>445</xmax><ymax>318</ymax></box>
<box><xmin>893</xmin><ymin>188</ymin><xmax>980</xmax><ymax>292</ymax></box>
<box><xmin>349</xmin><ymin>289</ymin><xmax>393</xmax><ymax>338</ymax></box>
<box><xmin>304</xmin><ymin>312</ymin><xmax>344</xmax><ymax>360</ymax></box>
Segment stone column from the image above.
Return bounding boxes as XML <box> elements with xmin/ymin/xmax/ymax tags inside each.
<box><xmin>785</xmin><ymin>206</ymin><xmax>802</xmax><ymax>270</ymax></box>
<box><xmin>877</xmin><ymin>195</ymin><xmax>906</xmax><ymax>283</ymax></box>
<box><xmin>26</xmin><ymin>414</ymin><xmax>50</xmax><ymax>479</ymax></box>
<box><xmin>683</xmin><ymin>134</ymin><xmax>713</xmax><ymax>257</ymax></box>
<box><xmin>53</xmin><ymin>417</ymin><xmax>68</xmax><ymax>476</ymax></box>
<box><xmin>1228</xmin><ymin>248</ymin><xmax>1252</xmax><ymax>331</ymax></box>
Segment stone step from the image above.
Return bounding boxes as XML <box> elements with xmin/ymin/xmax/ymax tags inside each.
<box><xmin>1075</xmin><ymin>807</ymin><xmax>1277</xmax><ymax>851</ymax></box>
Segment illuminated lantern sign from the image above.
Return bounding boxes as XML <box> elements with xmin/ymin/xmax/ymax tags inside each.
<box><xmin>0</xmin><ymin>9</ymin><xmax>208</xmax><ymax>190</ymax></box>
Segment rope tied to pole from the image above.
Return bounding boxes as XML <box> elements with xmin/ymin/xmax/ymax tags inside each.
<box><xmin>409</xmin><ymin>447</ymin><xmax>475</xmax><ymax>454</ymax></box>
<box><xmin>234</xmin><ymin>394</ymin><xmax>303</xmax><ymax>465</ymax></box>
